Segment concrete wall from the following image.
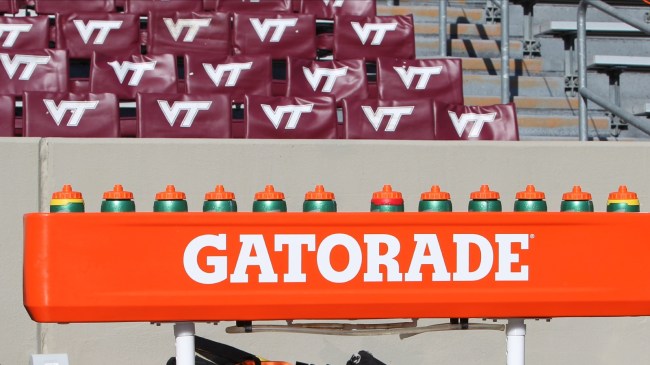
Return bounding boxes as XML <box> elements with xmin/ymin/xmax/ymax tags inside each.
<box><xmin>6</xmin><ymin>139</ymin><xmax>650</xmax><ymax>364</ymax></box>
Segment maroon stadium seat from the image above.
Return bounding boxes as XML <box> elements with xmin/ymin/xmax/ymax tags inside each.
<box><xmin>185</xmin><ymin>54</ymin><xmax>272</xmax><ymax>103</ymax></box>
<box><xmin>123</xmin><ymin>0</ymin><xmax>202</xmax><ymax>15</ymax></box>
<box><xmin>377</xmin><ymin>57</ymin><xmax>464</xmax><ymax>105</ymax></box>
<box><xmin>214</xmin><ymin>0</ymin><xmax>292</xmax><ymax>13</ymax></box>
<box><xmin>300</xmin><ymin>0</ymin><xmax>375</xmax><ymax>20</ymax></box>
<box><xmin>286</xmin><ymin>58</ymin><xmax>367</xmax><ymax>106</ymax></box>
<box><xmin>0</xmin><ymin>95</ymin><xmax>14</xmax><ymax>136</ymax></box>
<box><xmin>343</xmin><ymin>98</ymin><xmax>434</xmax><ymax>140</ymax></box>
<box><xmin>137</xmin><ymin>93</ymin><xmax>231</xmax><ymax>138</ymax></box>
<box><xmin>34</xmin><ymin>0</ymin><xmax>116</xmax><ymax>14</ymax></box>
<box><xmin>147</xmin><ymin>12</ymin><xmax>230</xmax><ymax>57</ymax></box>
<box><xmin>0</xmin><ymin>49</ymin><xmax>68</xmax><ymax>96</ymax></box>
<box><xmin>90</xmin><ymin>53</ymin><xmax>177</xmax><ymax>100</ymax></box>
<box><xmin>334</xmin><ymin>15</ymin><xmax>415</xmax><ymax>60</ymax></box>
<box><xmin>56</xmin><ymin>13</ymin><xmax>140</xmax><ymax>59</ymax></box>
<box><xmin>232</xmin><ymin>13</ymin><xmax>316</xmax><ymax>59</ymax></box>
<box><xmin>433</xmin><ymin>101</ymin><xmax>519</xmax><ymax>141</ymax></box>
<box><xmin>23</xmin><ymin>92</ymin><xmax>119</xmax><ymax>137</ymax></box>
<box><xmin>0</xmin><ymin>0</ymin><xmax>25</xmax><ymax>14</ymax></box>
<box><xmin>0</xmin><ymin>16</ymin><xmax>49</xmax><ymax>51</ymax></box>
<box><xmin>245</xmin><ymin>95</ymin><xmax>337</xmax><ymax>139</ymax></box>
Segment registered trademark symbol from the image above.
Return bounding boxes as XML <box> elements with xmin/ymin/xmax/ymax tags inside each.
<box><xmin>530</xmin><ymin>234</ymin><xmax>535</xmax><ymax>239</ymax></box>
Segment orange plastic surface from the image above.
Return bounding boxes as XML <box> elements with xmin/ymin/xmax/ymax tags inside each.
<box><xmin>24</xmin><ymin>212</ymin><xmax>650</xmax><ymax>323</ymax></box>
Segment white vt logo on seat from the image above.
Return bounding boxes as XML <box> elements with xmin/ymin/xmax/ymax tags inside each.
<box><xmin>163</xmin><ymin>18</ymin><xmax>212</xmax><ymax>42</ymax></box>
<box><xmin>203</xmin><ymin>62</ymin><xmax>252</xmax><ymax>87</ymax></box>
<box><xmin>303</xmin><ymin>66</ymin><xmax>348</xmax><ymax>92</ymax></box>
<box><xmin>108</xmin><ymin>60</ymin><xmax>157</xmax><ymax>86</ymax></box>
<box><xmin>73</xmin><ymin>20</ymin><xmax>123</xmax><ymax>45</ymax></box>
<box><xmin>351</xmin><ymin>22</ymin><xmax>398</xmax><ymax>45</ymax></box>
<box><xmin>43</xmin><ymin>99</ymin><xmax>99</xmax><ymax>127</ymax></box>
<box><xmin>250</xmin><ymin>18</ymin><xmax>298</xmax><ymax>42</ymax></box>
<box><xmin>394</xmin><ymin>66</ymin><xmax>443</xmax><ymax>89</ymax></box>
<box><xmin>262</xmin><ymin>104</ymin><xmax>314</xmax><ymax>129</ymax></box>
<box><xmin>362</xmin><ymin>106</ymin><xmax>414</xmax><ymax>132</ymax></box>
<box><xmin>0</xmin><ymin>24</ymin><xmax>33</xmax><ymax>48</ymax></box>
<box><xmin>0</xmin><ymin>53</ymin><xmax>50</xmax><ymax>80</ymax></box>
<box><xmin>322</xmin><ymin>0</ymin><xmax>345</xmax><ymax>6</ymax></box>
<box><xmin>157</xmin><ymin>100</ymin><xmax>212</xmax><ymax>128</ymax></box>
<box><xmin>448</xmin><ymin>111</ymin><xmax>497</xmax><ymax>138</ymax></box>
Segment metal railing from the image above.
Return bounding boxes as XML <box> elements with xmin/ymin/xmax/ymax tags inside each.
<box><xmin>578</xmin><ymin>0</ymin><xmax>650</xmax><ymax>140</ymax></box>
<box><xmin>388</xmin><ymin>0</ymin><xmax>511</xmax><ymax>103</ymax></box>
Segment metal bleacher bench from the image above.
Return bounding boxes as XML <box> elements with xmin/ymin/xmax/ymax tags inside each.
<box><xmin>533</xmin><ymin>21</ymin><xmax>647</xmax><ymax>93</ymax></box>
<box><xmin>509</xmin><ymin>0</ymin><xmax>648</xmax><ymax>56</ymax></box>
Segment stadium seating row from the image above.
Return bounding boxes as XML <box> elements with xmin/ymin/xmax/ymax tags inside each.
<box><xmin>1</xmin><ymin>0</ymin><xmax>376</xmax><ymax>19</ymax></box>
<box><xmin>0</xmin><ymin>50</ymin><xmax>462</xmax><ymax>104</ymax></box>
<box><xmin>0</xmin><ymin>13</ymin><xmax>414</xmax><ymax>59</ymax></box>
<box><xmin>2</xmin><ymin>92</ymin><xmax>518</xmax><ymax>140</ymax></box>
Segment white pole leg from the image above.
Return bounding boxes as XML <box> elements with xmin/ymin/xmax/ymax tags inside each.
<box><xmin>506</xmin><ymin>318</ymin><xmax>526</xmax><ymax>365</ymax></box>
<box><xmin>174</xmin><ymin>322</ymin><xmax>196</xmax><ymax>365</ymax></box>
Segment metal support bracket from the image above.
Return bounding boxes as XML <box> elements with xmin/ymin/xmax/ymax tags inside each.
<box><xmin>485</xmin><ymin>2</ymin><xmax>501</xmax><ymax>23</ymax></box>
<box><xmin>565</xmin><ymin>75</ymin><xmax>579</xmax><ymax>95</ymax></box>
<box><xmin>523</xmin><ymin>39</ymin><xmax>541</xmax><ymax>57</ymax></box>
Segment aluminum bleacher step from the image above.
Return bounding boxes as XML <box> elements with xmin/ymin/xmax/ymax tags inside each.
<box><xmin>588</xmin><ymin>55</ymin><xmax>650</xmax><ymax>72</ymax></box>
<box><xmin>377</xmin><ymin>4</ymin><xmax>485</xmax><ymax>23</ymax></box>
<box><xmin>633</xmin><ymin>103</ymin><xmax>650</xmax><ymax>117</ymax></box>
<box><xmin>463</xmin><ymin>75</ymin><xmax>566</xmax><ymax>97</ymax></box>
<box><xmin>535</xmin><ymin>21</ymin><xmax>647</xmax><ymax>37</ymax></box>
<box><xmin>416</xmin><ymin>38</ymin><xmax>523</xmax><ymax>58</ymax></box>
<box><xmin>457</xmin><ymin>57</ymin><xmax>544</xmax><ymax>76</ymax></box>
<box><xmin>415</xmin><ymin>23</ymin><xmax>501</xmax><ymax>39</ymax></box>
<box><xmin>464</xmin><ymin>96</ymin><xmax>583</xmax><ymax>110</ymax></box>
<box><xmin>517</xmin><ymin>115</ymin><xmax>609</xmax><ymax>130</ymax></box>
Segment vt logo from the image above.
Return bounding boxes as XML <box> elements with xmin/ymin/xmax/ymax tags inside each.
<box><xmin>351</xmin><ymin>22</ymin><xmax>398</xmax><ymax>45</ymax></box>
<box><xmin>157</xmin><ymin>100</ymin><xmax>212</xmax><ymax>128</ymax></box>
<box><xmin>362</xmin><ymin>106</ymin><xmax>414</xmax><ymax>132</ymax></box>
<box><xmin>163</xmin><ymin>18</ymin><xmax>211</xmax><ymax>42</ymax></box>
<box><xmin>0</xmin><ymin>53</ymin><xmax>50</xmax><ymax>80</ymax></box>
<box><xmin>250</xmin><ymin>18</ymin><xmax>298</xmax><ymax>42</ymax></box>
<box><xmin>203</xmin><ymin>62</ymin><xmax>253</xmax><ymax>87</ymax></box>
<box><xmin>394</xmin><ymin>66</ymin><xmax>443</xmax><ymax>89</ymax></box>
<box><xmin>322</xmin><ymin>0</ymin><xmax>345</xmax><ymax>6</ymax></box>
<box><xmin>303</xmin><ymin>66</ymin><xmax>348</xmax><ymax>92</ymax></box>
<box><xmin>108</xmin><ymin>60</ymin><xmax>157</xmax><ymax>86</ymax></box>
<box><xmin>44</xmin><ymin>100</ymin><xmax>99</xmax><ymax>126</ymax></box>
<box><xmin>448</xmin><ymin>111</ymin><xmax>497</xmax><ymax>138</ymax></box>
<box><xmin>262</xmin><ymin>104</ymin><xmax>314</xmax><ymax>129</ymax></box>
<box><xmin>73</xmin><ymin>20</ymin><xmax>123</xmax><ymax>45</ymax></box>
<box><xmin>0</xmin><ymin>24</ymin><xmax>32</xmax><ymax>47</ymax></box>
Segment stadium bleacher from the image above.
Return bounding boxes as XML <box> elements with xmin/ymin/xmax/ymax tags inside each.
<box><xmin>0</xmin><ymin>0</ymin><xmax>523</xmax><ymax>140</ymax></box>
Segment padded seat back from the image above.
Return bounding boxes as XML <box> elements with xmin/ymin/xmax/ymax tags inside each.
<box><xmin>377</xmin><ymin>57</ymin><xmax>464</xmax><ymax>105</ymax></box>
<box><xmin>334</xmin><ymin>15</ymin><xmax>415</xmax><ymax>59</ymax></box>
<box><xmin>23</xmin><ymin>91</ymin><xmax>119</xmax><ymax>137</ymax></box>
<box><xmin>0</xmin><ymin>95</ymin><xmax>14</xmax><ymax>136</ymax></box>
<box><xmin>57</xmin><ymin>13</ymin><xmax>140</xmax><ymax>59</ymax></box>
<box><xmin>245</xmin><ymin>95</ymin><xmax>337</xmax><ymax>139</ymax></box>
<box><xmin>300</xmin><ymin>0</ymin><xmax>375</xmax><ymax>19</ymax></box>
<box><xmin>214</xmin><ymin>0</ymin><xmax>292</xmax><ymax>13</ymax></box>
<box><xmin>286</xmin><ymin>58</ymin><xmax>367</xmax><ymax>106</ymax></box>
<box><xmin>123</xmin><ymin>0</ymin><xmax>202</xmax><ymax>15</ymax></box>
<box><xmin>433</xmin><ymin>102</ymin><xmax>520</xmax><ymax>140</ymax></box>
<box><xmin>147</xmin><ymin>11</ymin><xmax>230</xmax><ymax>57</ymax></box>
<box><xmin>233</xmin><ymin>13</ymin><xmax>316</xmax><ymax>59</ymax></box>
<box><xmin>0</xmin><ymin>49</ymin><xmax>68</xmax><ymax>96</ymax></box>
<box><xmin>34</xmin><ymin>0</ymin><xmax>116</xmax><ymax>14</ymax></box>
<box><xmin>137</xmin><ymin>92</ymin><xmax>231</xmax><ymax>138</ymax></box>
<box><xmin>185</xmin><ymin>54</ymin><xmax>272</xmax><ymax>103</ymax></box>
<box><xmin>343</xmin><ymin>98</ymin><xmax>434</xmax><ymax>140</ymax></box>
<box><xmin>90</xmin><ymin>52</ymin><xmax>177</xmax><ymax>99</ymax></box>
<box><xmin>0</xmin><ymin>16</ymin><xmax>49</xmax><ymax>51</ymax></box>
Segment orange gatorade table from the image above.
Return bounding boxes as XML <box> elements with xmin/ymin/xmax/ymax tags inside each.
<box><xmin>24</xmin><ymin>211</ymin><xmax>650</xmax><ymax>323</ymax></box>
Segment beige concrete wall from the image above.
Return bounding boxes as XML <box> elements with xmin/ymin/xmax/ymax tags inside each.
<box><xmin>0</xmin><ymin>138</ymin><xmax>40</xmax><ymax>365</ymax></box>
<box><xmin>9</xmin><ymin>139</ymin><xmax>650</xmax><ymax>364</ymax></box>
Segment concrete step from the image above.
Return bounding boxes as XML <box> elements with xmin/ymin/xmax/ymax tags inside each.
<box><xmin>517</xmin><ymin>115</ymin><xmax>609</xmax><ymax>130</ymax></box>
<box><xmin>415</xmin><ymin>23</ymin><xmax>501</xmax><ymax>39</ymax></box>
<box><xmin>417</xmin><ymin>38</ymin><xmax>523</xmax><ymax>58</ymax></box>
<box><xmin>463</xmin><ymin>75</ymin><xmax>566</xmax><ymax>97</ymax></box>
<box><xmin>377</xmin><ymin>5</ymin><xmax>485</xmax><ymax>23</ymax></box>
<box><xmin>458</xmin><ymin>57</ymin><xmax>544</xmax><ymax>76</ymax></box>
<box><xmin>390</xmin><ymin>0</ymin><xmax>486</xmax><ymax>7</ymax></box>
<box><xmin>464</xmin><ymin>96</ymin><xmax>580</xmax><ymax>110</ymax></box>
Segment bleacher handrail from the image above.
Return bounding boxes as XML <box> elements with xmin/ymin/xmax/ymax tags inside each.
<box><xmin>578</xmin><ymin>0</ymin><xmax>650</xmax><ymax>140</ymax></box>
